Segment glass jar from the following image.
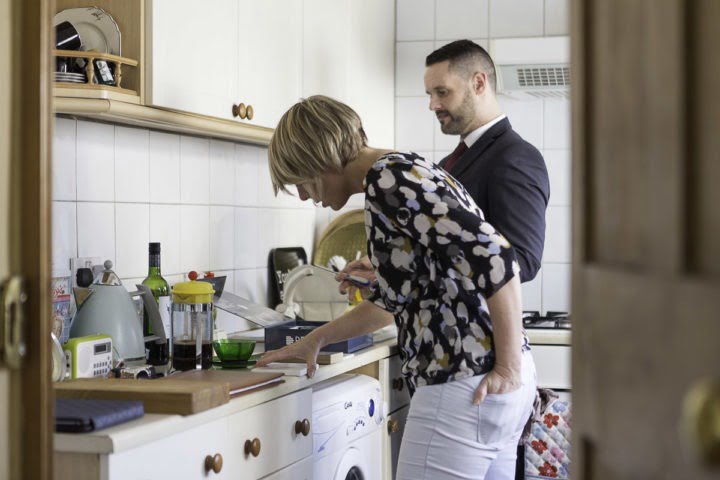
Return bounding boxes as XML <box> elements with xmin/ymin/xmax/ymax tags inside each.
<box><xmin>171</xmin><ymin>272</ymin><xmax>214</xmax><ymax>371</ymax></box>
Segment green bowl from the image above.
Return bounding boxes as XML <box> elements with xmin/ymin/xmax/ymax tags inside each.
<box><xmin>212</xmin><ymin>339</ymin><xmax>256</xmax><ymax>362</ymax></box>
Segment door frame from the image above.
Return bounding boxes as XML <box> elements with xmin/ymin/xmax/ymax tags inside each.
<box><xmin>5</xmin><ymin>0</ymin><xmax>53</xmax><ymax>478</ymax></box>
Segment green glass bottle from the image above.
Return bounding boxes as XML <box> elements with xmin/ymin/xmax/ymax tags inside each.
<box><xmin>142</xmin><ymin>242</ymin><xmax>170</xmax><ymax>365</ymax></box>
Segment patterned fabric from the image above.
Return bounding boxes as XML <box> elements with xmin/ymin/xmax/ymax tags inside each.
<box><xmin>524</xmin><ymin>398</ymin><xmax>572</xmax><ymax>479</ymax></box>
<box><xmin>363</xmin><ymin>152</ymin><xmax>528</xmax><ymax>394</ymax></box>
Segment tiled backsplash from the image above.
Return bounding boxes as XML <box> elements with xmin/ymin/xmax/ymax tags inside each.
<box><xmin>52</xmin><ymin>118</ymin><xmax>315</xmax><ymax>313</ymax></box>
<box><xmin>395</xmin><ymin>0</ymin><xmax>572</xmax><ymax>314</ymax></box>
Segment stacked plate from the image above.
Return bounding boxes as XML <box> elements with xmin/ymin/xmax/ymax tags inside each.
<box><xmin>54</xmin><ymin>72</ymin><xmax>86</xmax><ymax>84</ymax></box>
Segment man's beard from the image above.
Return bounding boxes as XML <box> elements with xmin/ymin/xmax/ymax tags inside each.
<box><xmin>438</xmin><ymin>90</ymin><xmax>476</xmax><ymax>135</ymax></box>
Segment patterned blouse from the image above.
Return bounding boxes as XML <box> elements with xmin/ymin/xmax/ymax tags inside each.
<box><xmin>364</xmin><ymin>152</ymin><xmax>529</xmax><ymax>394</ymax></box>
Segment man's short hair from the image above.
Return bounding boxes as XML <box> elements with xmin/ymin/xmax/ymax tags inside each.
<box><xmin>268</xmin><ymin>95</ymin><xmax>367</xmax><ymax>195</ymax></box>
<box><xmin>426</xmin><ymin>40</ymin><xmax>497</xmax><ymax>92</ymax></box>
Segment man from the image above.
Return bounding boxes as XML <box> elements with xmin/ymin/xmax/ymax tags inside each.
<box><xmin>339</xmin><ymin>40</ymin><xmax>549</xmax><ymax>294</ymax></box>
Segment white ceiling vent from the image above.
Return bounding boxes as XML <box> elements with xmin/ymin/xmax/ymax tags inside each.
<box><xmin>490</xmin><ymin>37</ymin><xmax>570</xmax><ymax>101</ymax></box>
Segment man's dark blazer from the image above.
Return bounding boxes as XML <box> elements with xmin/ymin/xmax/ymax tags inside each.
<box><xmin>439</xmin><ymin>117</ymin><xmax>550</xmax><ymax>282</ymax></box>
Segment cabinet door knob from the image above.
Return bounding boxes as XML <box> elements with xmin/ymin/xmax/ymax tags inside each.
<box><xmin>245</xmin><ymin>104</ymin><xmax>254</xmax><ymax>120</ymax></box>
<box><xmin>232</xmin><ymin>102</ymin><xmax>247</xmax><ymax>119</ymax></box>
<box><xmin>244</xmin><ymin>437</ymin><xmax>261</xmax><ymax>457</ymax></box>
<box><xmin>392</xmin><ymin>378</ymin><xmax>404</xmax><ymax>391</ymax></box>
<box><xmin>387</xmin><ymin>419</ymin><xmax>399</xmax><ymax>434</ymax></box>
<box><xmin>295</xmin><ymin>418</ymin><xmax>311</xmax><ymax>436</ymax></box>
<box><xmin>204</xmin><ymin>453</ymin><xmax>223</xmax><ymax>474</ymax></box>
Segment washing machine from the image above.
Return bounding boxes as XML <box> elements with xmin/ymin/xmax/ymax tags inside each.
<box><xmin>312</xmin><ymin>374</ymin><xmax>385</xmax><ymax>480</ymax></box>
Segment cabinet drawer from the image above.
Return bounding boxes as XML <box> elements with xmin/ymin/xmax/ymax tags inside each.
<box><xmin>260</xmin><ymin>455</ymin><xmax>313</xmax><ymax>480</ymax></box>
<box><xmin>226</xmin><ymin>390</ymin><xmax>313</xmax><ymax>479</ymax></box>
<box><xmin>107</xmin><ymin>418</ymin><xmax>229</xmax><ymax>479</ymax></box>
<box><xmin>531</xmin><ymin>345</ymin><xmax>572</xmax><ymax>389</ymax></box>
<box><xmin>388</xmin><ymin>355</ymin><xmax>411</xmax><ymax>412</ymax></box>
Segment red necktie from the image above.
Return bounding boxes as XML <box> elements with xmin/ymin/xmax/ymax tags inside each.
<box><xmin>443</xmin><ymin>141</ymin><xmax>468</xmax><ymax>173</ymax></box>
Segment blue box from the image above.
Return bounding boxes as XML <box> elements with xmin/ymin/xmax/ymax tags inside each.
<box><xmin>264</xmin><ymin>319</ymin><xmax>373</xmax><ymax>353</ymax></box>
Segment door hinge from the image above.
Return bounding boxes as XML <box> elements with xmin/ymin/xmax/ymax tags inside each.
<box><xmin>0</xmin><ymin>276</ymin><xmax>27</xmax><ymax>369</ymax></box>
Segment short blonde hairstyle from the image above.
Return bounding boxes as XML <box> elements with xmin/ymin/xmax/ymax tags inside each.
<box><xmin>268</xmin><ymin>95</ymin><xmax>367</xmax><ymax>195</ymax></box>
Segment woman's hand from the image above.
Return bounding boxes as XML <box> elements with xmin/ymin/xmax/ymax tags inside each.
<box><xmin>473</xmin><ymin>363</ymin><xmax>522</xmax><ymax>405</ymax></box>
<box><xmin>255</xmin><ymin>335</ymin><xmax>322</xmax><ymax>378</ymax></box>
<box><xmin>337</xmin><ymin>256</ymin><xmax>376</xmax><ymax>301</ymax></box>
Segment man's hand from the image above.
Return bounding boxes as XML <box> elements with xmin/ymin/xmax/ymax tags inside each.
<box><xmin>255</xmin><ymin>335</ymin><xmax>322</xmax><ymax>378</ymax></box>
<box><xmin>337</xmin><ymin>256</ymin><xmax>376</xmax><ymax>301</ymax></box>
<box><xmin>473</xmin><ymin>363</ymin><xmax>522</xmax><ymax>405</ymax></box>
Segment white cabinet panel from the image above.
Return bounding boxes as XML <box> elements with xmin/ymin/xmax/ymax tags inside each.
<box><xmin>532</xmin><ymin>345</ymin><xmax>571</xmax><ymax>389</ymax></box>
<box><xmin>107</xmin><ymin>418</ymin><xmax>230</xmax><ymax>479</ymax></box>
<box><xmin>303</xmin><ymin>0</ymin><xmax>350</xmax><ymax>101</ymax></box>
<box><xmin>260</xmin><ymin>455</ymin><xmax>313</xmax><ymax>480</ymax></box>
<box><xmin>147</xmin><ymin>0</ymin><xmax>239</xmax><ymax>121</ymax></box>
<box><xmin>388</xmin><ymin>355</ymin><xmax>411</xmax><ymax>413</ymax></box>
<box><xmin>238</xmin><ymin>0</ymin><xmax>302</xmax><ymax>129</ymax></box>
<box><xmin>226</xmin><ymin>389</ymin><xmax>313</xmax><ymax>479</ymax></box>
<box><xmin>387</xmin><ymin>405</ymin><xmax>409</xmax><ymax>480</ymax></box>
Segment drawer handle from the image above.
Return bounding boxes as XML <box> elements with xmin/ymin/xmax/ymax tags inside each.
<box><xmin>245</xmin><ymin>104</ymin><xmax>254</xmax><ymax>120</ymax></box>
<box><xmin>232</xmin><ymin>102</ymin><xmax>247</xmax><ymax>119</ymax></box>
<box><xmin>392</xmin><ymin>378</ymin><xmax>404</xmax><ymax>391</ymax></box>
<box><xmin>204</xmin><ymin>453</ymin><xmax>223</xmax><ymax>474</ymax></box>
<box><xmin>387</xmin><ymin>419</ymin><xmax>399</xmax><ymax>434</ymax></box>
<box><xmin>244</xmin><ymin>437</ymin><xmax>261</xmax><ymax>457</ymax></box>
<box><xmin>295</xmin><ymin>418</ymin><xmax>311</xmax><ymax>436</ymax></box>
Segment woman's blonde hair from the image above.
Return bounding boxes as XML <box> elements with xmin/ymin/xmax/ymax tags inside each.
<box><xmin>268</xmin><ymin>95</ymin><xmax>367</xmax><ymax>195</ymax></box>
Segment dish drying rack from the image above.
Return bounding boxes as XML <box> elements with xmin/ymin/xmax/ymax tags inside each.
<box><xmin>53</xmin><ymin>49</ymin><xmax>139</xmax><ymax>101</ymax></box>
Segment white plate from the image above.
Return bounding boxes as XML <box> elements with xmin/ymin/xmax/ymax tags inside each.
<box><xmin>54</xmin><ymin>7</ymin><xmax>121</xmax><ymax>56</ymax></box>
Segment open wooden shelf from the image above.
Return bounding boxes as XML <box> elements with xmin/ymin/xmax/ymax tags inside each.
<box><xmin>53</xmin><ymin>97</ymin><xmax>273</xmax><ymax>146</ymax></box>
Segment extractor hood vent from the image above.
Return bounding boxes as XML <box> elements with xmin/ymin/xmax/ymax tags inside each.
<box><xmin>491</xmin><ymin>37</ymin><xmax>570</xmax><ymax>101</ymax></box>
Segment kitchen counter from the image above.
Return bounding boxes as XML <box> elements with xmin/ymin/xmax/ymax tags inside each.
<box><xmin>54</xmin><ymin>336</ymin><xmax>398</xmax><ymax>455</ymax></box>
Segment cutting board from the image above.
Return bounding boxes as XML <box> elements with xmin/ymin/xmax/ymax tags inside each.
<box><xmin>55</xmin><ymin>378</ymin><xmax>229</xmax><ymax>416</ymax></box>
<box><xmin>168</xmin><ymin>370</ymin><xmax>284</xmax><ymax>397</ymax></box>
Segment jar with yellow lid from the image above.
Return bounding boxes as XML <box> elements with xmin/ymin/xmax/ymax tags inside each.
<box><xmin>171</xmin><ymin>271</ymin><xmax>215</xmax><ymax>371</ymax></box>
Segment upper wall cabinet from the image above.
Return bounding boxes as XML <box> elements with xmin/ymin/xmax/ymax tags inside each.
<box><xmin>146</xmin><ymin>0</ymin><xmax>302</xmax><ymax>129</ymax></box>
<box><xmin>303</xmin><ymin>0</ymin><xmax>395</xmax><ymax>147</ymax></box>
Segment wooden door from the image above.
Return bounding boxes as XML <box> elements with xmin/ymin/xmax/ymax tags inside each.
<box><xmin>0</xmin><ymin>0</ymin><xmax>53</xmax><ymax>478</ymax></box>
<box><xmin>571</xmin><ymin>0</ymin><xmax>720</xmax><ymax>478</ymax></box>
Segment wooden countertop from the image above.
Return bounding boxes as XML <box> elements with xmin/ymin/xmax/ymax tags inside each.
<box><xmin>54</xmin><ymin>336</ymin><xmax>398</xmax><ymax>455</ymax></box>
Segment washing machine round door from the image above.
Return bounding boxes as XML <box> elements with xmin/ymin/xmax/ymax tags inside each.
<box><xmin>334</xmin><ymin>447</ymin><xmax>368</xmax><ymax>480</ymax></box>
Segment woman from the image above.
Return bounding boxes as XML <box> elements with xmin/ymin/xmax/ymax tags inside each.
<box><xmin>257</xmin><ymin>95</ymin><xmax>536</xmax><ymax>480</ymax></box>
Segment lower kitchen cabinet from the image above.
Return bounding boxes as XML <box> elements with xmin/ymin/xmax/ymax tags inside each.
<box><xmin>260</xmin><ymin>455</ymin><xmax>313</xmax><ymax>480</ymax></box>
<box><xmin>387</xmin><ymin>405</ymin><xmax>409</xmax><ymax>480</ymax></box>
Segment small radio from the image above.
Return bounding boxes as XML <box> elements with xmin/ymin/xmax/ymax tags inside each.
<box><xmin>63</xmin><ymin>334</ymin><xmax>113</xmax><ymax>379</ymax></box>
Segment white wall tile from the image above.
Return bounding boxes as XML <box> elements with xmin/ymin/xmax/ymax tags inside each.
<box><xmin>210</xmin><ymin>206</ymin><xmax>235</xmax><ymax>270</ymax></box>
<box><xmin>256</xmin><ymin>147</ymin><xmax>287</xmax><ymax>208</ymax></box>
<box><xmin>521</xmin><ymin>268</ymin><xmax>542</xmax><ymax>312</ymax></box>
<box><xmin>498</xmin><ymin>96</ymin><xmax>544</xmax><ymax>149</ymax></box>
<box><xmin>115</xmin><ymin>203</ymin><xmax>150</xmax><ymax>278</ymax></box>
<box><xmin>180</xmin><ymin>205</ymin><xmax>210</xmax><ymax>272</ymax></box>
<box><xmin>544</xmin><ymin>206</ymin><xmax>570</xmax><ymax>262</ymax></box>
<box><xmin>545</xmin><ymin>149</ymin><xmax>570</xmax><ymax>206</ymax></box>
<box><xmin>489</xmin><ymin>0</ymin><xmax>544</xmax><ymax>38</ymax></box>
<box><xmin>436</xmin><ymin>0</ymin><xmax>489</xmax><ymax>40</ymax></box>
<box><xmin>545</xmin><ymin>0</ymin><xmax>569</xmax><ymax>36</ymax></box>
<box><xmin>235</xmin><ymin>208</ymin><xmax>260</xmax><ymax>269</ymax></box>
<box><xmin>52</xmin><ymin>201</ymin><xmax>76</xmax><ymax>275</ymax></box>
<box><xmin>234</xmin><ymin>268</ymin><xmax>269</xmax><ymax>307</ymax></box>
<box><xmin>149</xmin><ymin>204</ymin><xmax>181</xmax><ymax>276</ymax></box>
<box><xmin>396</xmin><ymin>41</ymin><xmax>434</xmax><ymax>96</ymax></box>
<box><xmin>236</xmin><ymin>145</ymin><xmax>260</xmax><ymax>206</ymax></box>
<box><xmin>542</xmin><ymin>263</ymin><xmax>570</xmax><ymax>312</ymax></box>
<box><xmin>397</xmin><ymin>0</ymin><xmax>434</xmax><ymax>41</ymax></box>
<box><xmin>149</xmin><ymin>132</ymin><xmax>180</xmax><ymax>204</ymax></box>
<box><xmin>434</xmin><ymin>150</ymin><xmax>452</xmax><ymax>164</ymax></box>
<box><xmin>396</xmin><ymin>97</ymin><xmax>434</xmax><ymax>151</ymax></box>
<box><xmin>209</xmin><ymin>140</ymin><xmax>236</xmax><ymax>205</ymax></box>
<box><xmin>77</xmin><ymin>202</ymin><xmax>115</xmax><ymax>264</ymax></box>
<box><xmin>76</xmin><ymin>121</ymin><xmax>115</xmax><ymax>202</ymax></box>
<box><xmin>52</xmin><ymin>118</ymin><xmax>76</xmax><ymax>201</ymax></box>
<box><xmin>180</xmin><ymin>136</ymin><xmax>210</xmax><ymax>204</ymax></box>
<box><xmin>543</xmin><ymin>98</ymin><xmax>570</xmax><ymax>150</ymax></box>
<box><xmin>115</xmin><ymin>127</ymin><xmax>149</xmax><ymax>202</ymax></box>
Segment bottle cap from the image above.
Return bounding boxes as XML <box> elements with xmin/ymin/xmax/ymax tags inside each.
<box><xmin>149</xmin><ymin>242</ymin><xmax>161</xmax><ymax>255</ymax></box>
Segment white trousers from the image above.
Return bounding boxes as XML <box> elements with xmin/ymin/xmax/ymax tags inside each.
<box><xmin>396</xmin><ymin>353</ymin><xmax>537</xmax><ymax>480</ymax></box>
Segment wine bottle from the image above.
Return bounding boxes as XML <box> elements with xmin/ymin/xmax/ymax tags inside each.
<box><xmin>142</xmin><ymin>242</ymin><xmax>170</xmax><ymax>365</ymax></box>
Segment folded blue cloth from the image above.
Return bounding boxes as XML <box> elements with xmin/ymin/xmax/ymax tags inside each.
<box><xmin>55</xmin><ymin>398</ymin><xmax>144</xmax><ymax>433</ymax></box>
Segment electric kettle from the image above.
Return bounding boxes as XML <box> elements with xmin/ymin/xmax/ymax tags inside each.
<box><xmin>69</xmin><ymin>260</ymin><xmax>165</xmax><ymax>366</ymax></box>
